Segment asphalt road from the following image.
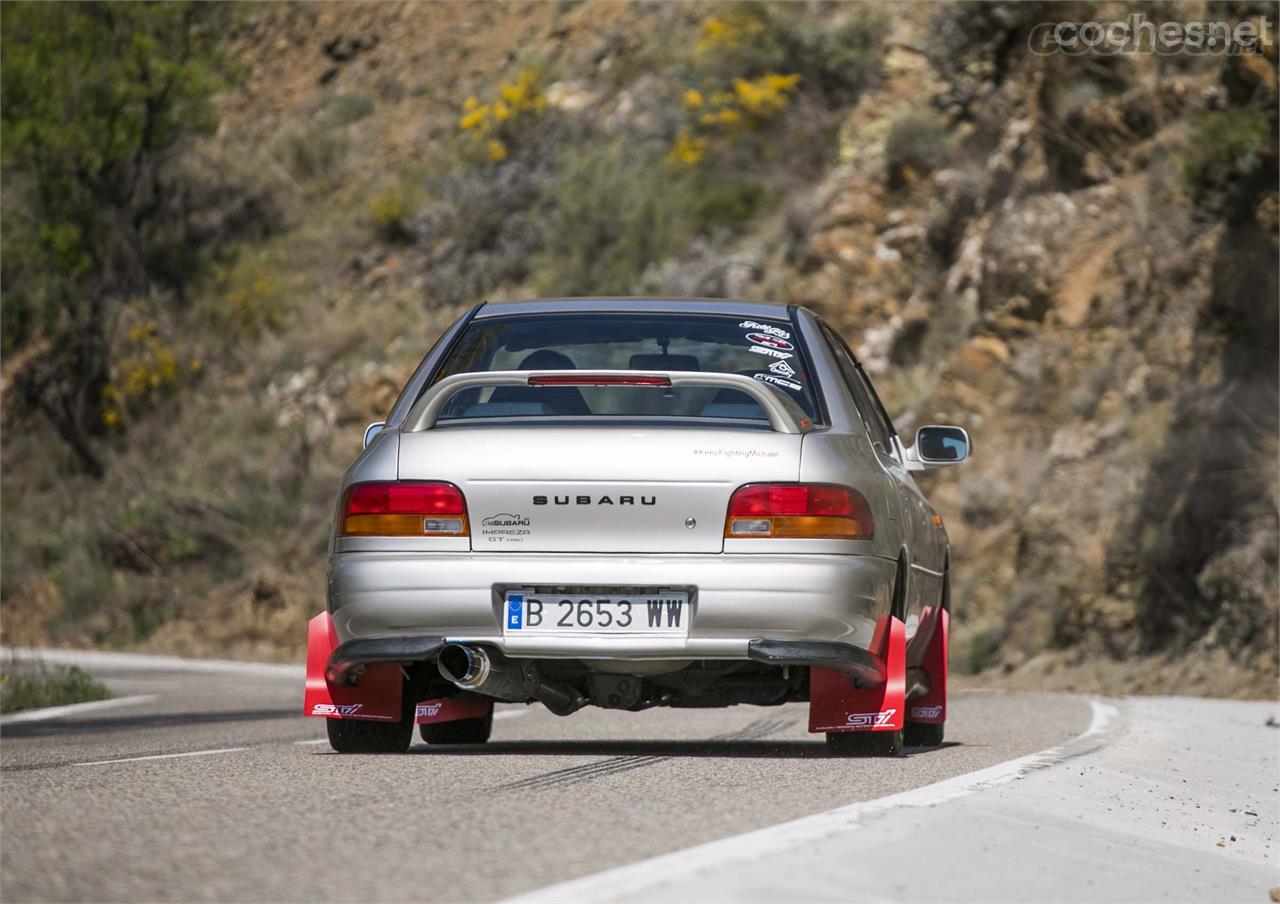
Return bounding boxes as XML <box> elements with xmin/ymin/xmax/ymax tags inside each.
<box><xmin>1</xmin><ymin>651</ymin><xmax>1273</xmax><ymax>903</ymax></box>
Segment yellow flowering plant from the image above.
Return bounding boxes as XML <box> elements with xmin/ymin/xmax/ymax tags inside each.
<box><xmin>696</xmin><ymin>11</ymin><xmax>765</xmax><ymax>56</ymax></box>
<box><xmin>668</xmin><ymin>71</ymin><xmax>800</xmax><ymax>167</ymax></box>
<box><xmin>457</xmin><ymin>66</ymin><xmax>547</xmax><ymax>164</ymax></box>
<box><xmin>100</xmin><ymin>317</ymin><xmax>197</xmax><ymax>429</ymax></box>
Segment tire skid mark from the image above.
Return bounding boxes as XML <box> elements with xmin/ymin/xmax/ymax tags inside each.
<box><xmin>497</xmin><ymin>715</ymin><xmax>796</xmax><ymax>792</ymax></box>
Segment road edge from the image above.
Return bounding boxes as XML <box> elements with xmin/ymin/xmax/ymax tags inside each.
<box><xmin>0</xmin><ymin>695</ymin><xmax>161</xmax><ymax>725</ymax></box>
<box><xmin>503</xmin><ymin>697</ymin><xmax>1119</xmax><ymax>904</ymax></box>
<box><xmin>1</xmin><ymin>646</ymin><xmax>302</xmax><ymax>679</ymax></box>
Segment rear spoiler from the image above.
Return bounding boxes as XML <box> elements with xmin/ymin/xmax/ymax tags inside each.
<box><xmin>404</xmin><ymin>370</ymin><xmax>816</xmax><ymax>434</ymax></box>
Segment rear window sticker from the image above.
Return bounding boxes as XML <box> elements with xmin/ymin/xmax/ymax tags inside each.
<box><xmin>744</xmin><ymin>333</ymin><xmax>794</xmax><ymax>352</ymax></box>
<box><xmin>738</xmin><ymin>320</ymin><xmax>791</xmax><ymax>340</ymax></box>
<box><xmin>753</xmin><ymin>373</ymin><xmax>803</xmax><ymax>392</ymax></box>
<box><xmin>748</xmin><ymin>346</ymin><xmax>793</xmax><ymax>360</ymax></box>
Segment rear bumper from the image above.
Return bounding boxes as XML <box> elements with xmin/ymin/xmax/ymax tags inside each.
<box><xmin>324</xmin><ymin>634</ymin><xmax>883</xmax><ymax>688</ymax></box>
<box><xmin>327</xmin><ymin>551</ymin><xmax>897</xmax><ymax>658</ymax></box>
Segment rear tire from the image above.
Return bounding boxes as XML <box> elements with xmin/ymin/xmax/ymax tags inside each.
<box><xmin>826</xmin><ymin>729</ymin><xmax>904</xmax><ymax>757</ymax></box>
<box><xmin>326</xmin><ymin>716</ymin><xmax>413</xmax><ymax>754</ymax></box>
<box><xmin>904</xmin><ymin>721</ymin><xmax>945</xmax><ymax>748</ymax></box>
<box><xmin>419</xmin><ymin>711</ymin><xmax>493</xmax><ymax>745</ymax></box>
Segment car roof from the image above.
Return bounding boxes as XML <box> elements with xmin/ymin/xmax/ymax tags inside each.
<box><xmin>473</xmin><ymin>297</ymin><xmax>793</xmax><ymax>320</ymax></box>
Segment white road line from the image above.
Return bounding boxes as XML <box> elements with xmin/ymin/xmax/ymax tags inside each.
<box><xmin>1</xmin><ymin>646</ymin><xmax>302</xmax><ymax>679</ymax></box>
<box><xmin>72</xmin><ymin>747</ymin><xmax>249</xmax><ymax>767</ymax></box>
<box><xmin>504</xmin><ymin>699</ymin><xmax>1119</xmax><ymax>904</ymax></box>
<box><xmin>0</xmin><ymin>695</ymin><xmax>159</xmax><ymax>725</ymax></box>
<box><xmin>294</xmin><ymin>739</ymin><xmax>330</xmax><ymax>745</ymax></box>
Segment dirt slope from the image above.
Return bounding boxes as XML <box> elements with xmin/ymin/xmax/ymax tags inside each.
<box><xmin>2</xmin><ymin>2</ymin><xmax>1275</xmax><ymax>697</ymax></box>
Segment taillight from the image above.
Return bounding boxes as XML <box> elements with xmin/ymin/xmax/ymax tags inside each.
<box><xmin>340</xmin><ymin>482</ymin><xmax>468</xmax><ymax>537</ymax></box>
<box><xmin>725</xmin><ymin>483</ymin><xmax>874</xmax><ymax>539</ymax></box>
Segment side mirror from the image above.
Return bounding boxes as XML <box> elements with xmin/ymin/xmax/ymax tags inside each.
<box><xmin>904</xmin><ymin>425</ymin><xmax>970</xmax><ymax>471</ymax></box>
<box><xmin>363</xmin><ymin>421</ymin><xmax>387</xmax><ymax>449</ymax></box>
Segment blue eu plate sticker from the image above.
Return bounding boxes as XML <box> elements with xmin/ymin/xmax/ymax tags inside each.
<box><xmin>507</xmin><ymin>595</ymin><xmax>523</xmax><ymax>630</ymax></box>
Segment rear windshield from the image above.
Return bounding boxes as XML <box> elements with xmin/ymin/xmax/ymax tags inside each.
<box><xmin>432</xmin><ymin>313</ymin><xmax>817</xmax><ymax>422</ymax></box>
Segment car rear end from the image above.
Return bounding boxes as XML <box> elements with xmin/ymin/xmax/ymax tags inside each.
<box><xmin>306</xmin><ymin>301</ymin><xmax>908</xmax><ymax>752</ymax></box>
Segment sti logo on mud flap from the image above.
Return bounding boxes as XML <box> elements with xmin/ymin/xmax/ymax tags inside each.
<box><xmin>745</xmin><ymin>333</ymin><xmax>794</xmax><ymax>351</ymax></box>
<box><xmin>910</xmin><ymin>704</ymin><xmax>943</xmax><ymax>720</ymax></box>
<box><xmin>311</xmin><ymin>703</ymin><xmax>363</xmax><ymax>716</ymax></box>
<box><xmin>416</xmin><ymin>702</ymin><xmax>444</xmax><ymax>718</ymax></box>
<box><xmin>846</xmin><ymin>708</ymin><xmax>896</xmax><ymax>728</ymax></box>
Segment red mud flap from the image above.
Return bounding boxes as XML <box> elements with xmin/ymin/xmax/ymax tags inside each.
<box><xmin>809</xmin><ymin>616</ymin><xmax>906</xmax><ymax>734</ymax></box>
<box><xmin>303</xmin><ymin>612</ymin><xmax>402</xmax><ymax>722</ymax></box>
<box><xmin>303</xmin><ymin>613</ymin><xmax>491</xmax><ymax>726</ymax></box>
<box><xmin>907</xmin><ymin>607</ymin><xmax>947</xmax><ymax>725</ymax></box>
<box><xmin>414</xmin><ymin>698</ymin><xmax>493</xmax><ymax>725</ymax></box>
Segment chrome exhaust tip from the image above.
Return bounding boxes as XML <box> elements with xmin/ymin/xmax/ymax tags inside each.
<box><xmin>435</xmin><ymin>643</ymin><xmax>586</xmax><ymax>715</ymax></box>
<box><xmin>437</xmin><ymin>643</ymin><xmax>490</xmax><ymax>689</ymax></box>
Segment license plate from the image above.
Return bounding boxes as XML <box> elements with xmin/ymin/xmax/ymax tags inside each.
<box><xmin>502</xmin><ymin>591</ymin><xmax>689</xmax><ymax>636</ymax></box>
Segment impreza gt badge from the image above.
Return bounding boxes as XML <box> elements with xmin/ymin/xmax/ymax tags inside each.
<box><xmin>480</xmin><ymin>513</ymin><xmax>531</xmax><ymax>542</ymax></box>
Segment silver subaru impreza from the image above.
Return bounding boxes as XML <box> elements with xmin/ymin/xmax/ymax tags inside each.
<box><xmin>304</xmin><ymin>298</ymin><xmax>969</xmax><ymax>756</ymax></box>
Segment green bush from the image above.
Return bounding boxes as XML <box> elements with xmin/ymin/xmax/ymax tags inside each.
<box><xmin>534</xmin><ymin>142</ymin><xmax>698</xmax><ymax>296</ymax></box>
<box><xmin>0</xmin><ymin>2</ymin><xmax>233</xmax><ymax>476</ymax></box>
<box><xmin>420</xmin><ymin>136</ymin><xmax>558</xmax><ymax>304</ymax></box>
<box><xmin>213</xmin><ymin>253</ymin><xmax>288</xmax><ymax>337</ymax></box>
<box><xmin>691</xmin><ymin>179</ymin><xmax>766</xmax><ymax>233</ymax></box>
<box><xmin>369</xmin><ymin>186</ymin><xmax>416</xmax><ymax>244</ymax></box>
<box><xmin>324</xmin><ymin>93</ymin><xmax>375</xmax><ymax>127</ymax></box>
<box><xmin>1184</xmin><ymin>104</ymin><xmax>1272</xmax><ymax>200</ymax></box>
<box><xmin>274</xmin><ymin>128</ymin><xmax>348</xmax><ymax>186</ymax></box>
<box><xmin>794</xmin><ymin>12</ymin><xmax>887</xmax><ymax>104</ymax></box>
<box><xmin>885</xmin><ymin>111</ymin><xmax>949</xmax><ymax>187</ymax></box>
<box><xmin>956</xmin><ymin>626</ymin><xmax>1003</xmax><ymax>675</ymax></box>
<box><xmin>0</xmin><ymin>665</ymin><xmax>109</xmax><ymax>714</ymax></box>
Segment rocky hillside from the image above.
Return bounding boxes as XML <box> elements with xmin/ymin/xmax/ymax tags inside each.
<box><xmin>2</xmin><ymin>2</ymin><xmax>1275</xmax><ymax>696</ymax></box>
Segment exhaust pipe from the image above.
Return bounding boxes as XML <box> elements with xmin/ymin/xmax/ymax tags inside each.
<box><xmin>905</xmin><ymin>667</ymin><xmax>931</xmax><ymax>702</ymax></box>
<box><xmin>437</xmin><ymin>644</ymin><xmax>585</xmax><ymax>716</ymax></box>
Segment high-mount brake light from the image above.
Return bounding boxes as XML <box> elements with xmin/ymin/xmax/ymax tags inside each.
<box><xmin>341</xmin><ymin>482</ymin><xmax>468</xmax><ymax>537</ymax></box>
<box><xmin>526</xmin><ymin>374</ymin><xmax>672</xmax><ymax>387</ymax></box>
<box><xmin>725</xmin><ymin>483</ymin><xmax>874</xmax><ymax>539</ymax></box>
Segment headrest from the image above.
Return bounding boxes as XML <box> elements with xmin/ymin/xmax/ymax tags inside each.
<box><xmin>519</xmin><ymin>350</ymin><xmax>577</xmax><ymax>370</ymax></box>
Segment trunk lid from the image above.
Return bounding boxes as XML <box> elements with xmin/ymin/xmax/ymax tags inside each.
<box><xmin>398</xmin><ymin>426</ymin><xmax>801</xmax><ymax>552</ymax></box>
